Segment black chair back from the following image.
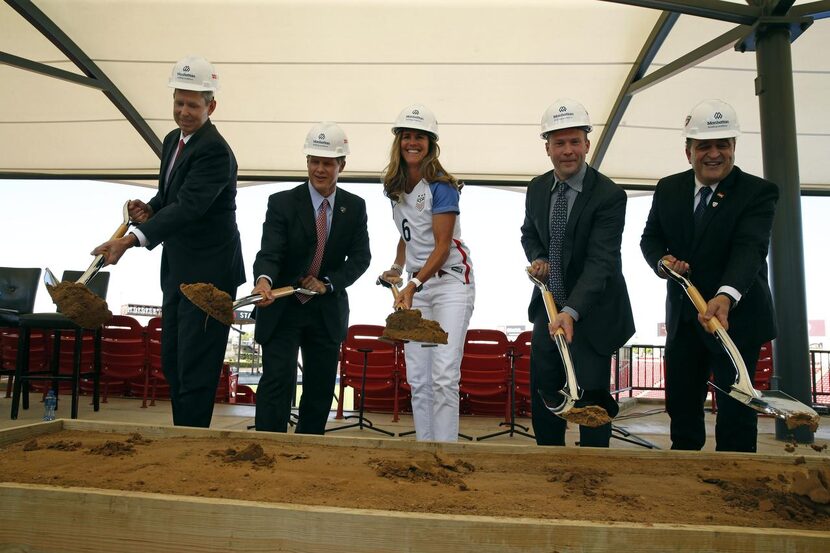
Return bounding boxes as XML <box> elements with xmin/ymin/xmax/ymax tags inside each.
<box><xmin>60</xmin><ymin>270</ymin><xmax>110</xmax><ymax>300</ymax></box>
<box><xmin>0</xmin><ymin>267</ymin><xmax>41</xmax><ymax>325</ymax></box>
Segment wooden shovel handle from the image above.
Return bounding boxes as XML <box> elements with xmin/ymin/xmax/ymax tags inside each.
<box><xmin>110</xmin><ymin>223</ymin><xmax>130</xmax><ymax>240</ymax></box>
<box><xmin>541</xmin><ymin>290</ymin><xmax>566</xmax><ymax>337</ymax></box>
<box><xmin>685</xmin><ymin>284</ymin><xmax>722</xmax><ymax>334</ymax></box>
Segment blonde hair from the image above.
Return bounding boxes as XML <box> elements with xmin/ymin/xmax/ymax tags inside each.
<box><xmin>382</xmin><ymin>131</ymin><xmax>461</xmax><ymax>202</ymax></box>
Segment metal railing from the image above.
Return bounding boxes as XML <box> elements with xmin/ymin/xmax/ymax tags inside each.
<box><xmin>615</xmin><ymin>343</ymin><xmax>829</xmax><ymax>409</ymax></box>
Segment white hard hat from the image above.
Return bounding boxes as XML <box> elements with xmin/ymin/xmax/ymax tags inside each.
<box><xmin>540</xmin><ymin>98</ymin><xmax>592</xmax><ymax>138</ymax></box>
<box><xmin>168</xmin><ymin>55</ymin><xmax>219</xmax><ymax>92</ymax></box>
<box><xmin>303</xmin><ymin>122</ymin><xmax>350</xmax><ymax>158</ymax></box>
<box><xmin>682</xmin><ymin>99</ymin><xmax>741</xmax><ymax>140</ymax></box>
<box><xmin>392</xmin><ymin>104</ymin><xmax>439</xmax><ymax>140</ymax></box>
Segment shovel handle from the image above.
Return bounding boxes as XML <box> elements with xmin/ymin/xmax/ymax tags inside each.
<box><xmin>269</xmin><ymin>286</ymin><xmax>297</xmax><ymax>300</ymax></box>
<box><xmin>684</xmin><ymin>284</ymin><xmax>722</xmax><ymax>334</ymax></box>
<box><xmin>110</xmin><ymin>223</ymin><xmax>130</xmax><ymax>241</ymax></box>
<box><xmin>541</xmin><ymin>290</ymin><xmax>566</xmax><ymax>337</ymax></box>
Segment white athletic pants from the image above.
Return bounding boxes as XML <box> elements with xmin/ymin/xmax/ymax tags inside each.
<box><xmin>404</xmin><ymin>274</ymin><xmax>475</xmax><ymax>442</ymax></box>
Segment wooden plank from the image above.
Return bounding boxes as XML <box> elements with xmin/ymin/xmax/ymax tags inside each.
<box><xmin>0</xmin><ymin>483</ymin><xmax>827</xmax><ymax>553</ymax></box>
<box><xmin>0</xmin><ymin>419</ymin><xmax>63</xmax><ymax>448</ymax></box>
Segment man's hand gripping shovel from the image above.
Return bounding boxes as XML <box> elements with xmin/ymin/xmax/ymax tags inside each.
<box><xmin>660</xmin><ymin>260</ymin><xmax>819</xmax><ymax>432</ymax></box>
<box><xmin>526</xmin><ymin>267</ymin><xmax>619</xmax><ymax>425</ymax></box>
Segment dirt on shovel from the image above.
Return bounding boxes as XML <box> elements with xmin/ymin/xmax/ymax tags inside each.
<box><xmin>46</xmin><ymin>281</ymin><xmax>112</xmax><ymax>328</ymax></box>
<box><xmin>786</xmin><ymin>412</ymin><xmax>821</xmax><ymax>433</ymax></box>
<box><xmin>562</xmin><ymin>405</ymin><xmax>613</xmax><ymax>428</ymax></box>
<box><xmin>180</xmin><ymin>283</ymin><xmax>233</xmax><ymax>326</ymax></box>
<box><xmin>382</xmin><ymin>308</ymin><xmax>448</xmax><ymax>344</ymax></box>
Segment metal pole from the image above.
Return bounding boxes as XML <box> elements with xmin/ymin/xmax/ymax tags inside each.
<box><xmin>753</xmin><ymin>21</ymin><xmax>814</xmax><ymax>443</ymax></box>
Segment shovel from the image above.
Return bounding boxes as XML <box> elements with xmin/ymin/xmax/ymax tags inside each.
<box><xmin>376</xmin><ymin>275</ymin><xmax>403</xmax><ymax>307</ymax></box>
<box><xmin>377</xmin><ymin>275</ymin><xmax>446</xmax><ymax>345</ymax></box>
<box><xmin>660</xmin><ymin>260</ymin><xmax>819</xmax><ymax>430</ymax></box>
<box><xmin>234</xmin><ymin>286</ymin><xmax>317</xmax><ymax>310</ymax></box>
<box><xmin>44</xmin><ymin>201</ymin><xmax>132</xmax><ymax>288</ymax></box>
<box><xmin>182</xmin><ymin>283</ymin><xmax>318</xmax><ymax>326</ymax></box>
<box><xmin>526</xmin><ymin>267</ymin><xmax>619</xmax><ymax>421</ymax></box>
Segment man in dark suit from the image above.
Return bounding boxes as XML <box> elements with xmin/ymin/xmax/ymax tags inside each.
<box><xmin>521</xmin><ymin>99</ymin><xmax>634</xmax><ymax>447</ymax></box>
<box><xmin>641</xmin><ymin>99</ymin><xmax>778</xmax><ymax>452</ymax></box>
<box><xmin>93</xmin><ymin>56</ymin><xmax>245</xmax><ymax>428</ymax></box>
<box><xmin>251</xmin><ymin>122</ymin><xmax>371</xmax><ymax>435</ymax></box>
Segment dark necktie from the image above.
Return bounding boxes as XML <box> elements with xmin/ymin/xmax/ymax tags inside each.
<box><xmin>297</xmin><ymin>198</ymin><xmax>329</xmax><ymax>304</ymax></box>
<box><xmin>547</xmin><ymin>182</ymin><xmax>569</xmax><ymax>304</ymax></box>
<box><xmin>694</xmin><ymin>186</ymin><xmax>712</xmax><ymax>225</ymax></box>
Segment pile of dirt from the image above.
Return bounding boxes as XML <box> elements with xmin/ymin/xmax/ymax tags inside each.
<box><xmin>209</xmin><ymin>443</ymin><xmax>275</xmax><ymax>468</ymax></box>
<box><xmin>383</xmin><ymin>309</ymin><xmax>448</xmax><ymax>344</ymax></box>
<box><xmin>369</xmin><ymin>453</ymin><xmax>475</xmax><ymax>490</ymax></box>
<box><xmin>180</xmin><ymin>282</ymin><xmax>233</xmax><ymax>325</ymax></box>
<box><xmin>46</xmin><ymin>281</ymin><xmax>112</xmax><ymax>328</ymax></box>
<box><xmin>563</xmin><ymin>405</ymin><xmax>612</xmax><ymax>428</ymax></box>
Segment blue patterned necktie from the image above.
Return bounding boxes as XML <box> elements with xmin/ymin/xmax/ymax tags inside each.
<box><xmin>548</xmin><ymin>181</ymin><xmax>569</xmax><ymax>304</ymax></box>
<box><xmin>694</xmin><ymin>186</ymin><xmax>712</xmax><ymax>225</ymax></box>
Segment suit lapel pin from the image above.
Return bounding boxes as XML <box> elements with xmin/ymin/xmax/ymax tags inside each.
<box><xmin>716</xmin><ymin>191</ymin><xmax>725</xmax><ymax>199</ymax></box>
<box><xmin>712</xmin><ymin>202</ymin><xmax>719</xmax><ymax>207</ymax></box>
<box><xmin>339</xmin><ymin>206</ymin><xmax>346</xmax><ymax>213</ymax></box>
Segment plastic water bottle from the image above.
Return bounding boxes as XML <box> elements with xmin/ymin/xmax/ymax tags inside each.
<box><xmin>43</xmin><ymin>390</ymin><xmax>57</xmax><ymax>421</ymax></box>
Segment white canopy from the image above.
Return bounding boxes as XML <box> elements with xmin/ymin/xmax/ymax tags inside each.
<box><xmin>1</xmin><ymin>0</ymin><xmax>828</xmax><ymax>190</ymax></box>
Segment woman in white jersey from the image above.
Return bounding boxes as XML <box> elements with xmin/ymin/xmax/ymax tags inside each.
<box><xmin>380</xmin><ymin>104</ymin><xmax>475</xmax><ymax>442</ymax></box>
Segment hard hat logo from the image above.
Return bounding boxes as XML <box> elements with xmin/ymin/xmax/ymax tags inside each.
<box><xmin>559</xmin><ymin>106</ymin><xmax>567</xmax><ymax>113</ymax></box>
<box><xmin>318</xmin><ymin>133</ymin><xmax>326</xmax><ymax>140</ymax></box>
<box><xmin>714</xmin><ymin>112</ymin><xmax>723</xmax><ymax>119</ymax></box>
<box><xmin>182</xmin><ymin>66</ymin><xmax>190</xmax><ymax>72</ymax></box>
<box><xmin>412</xmin><ymin>109</ymin><xmax>420</xmax><ymax>115</ymax></box>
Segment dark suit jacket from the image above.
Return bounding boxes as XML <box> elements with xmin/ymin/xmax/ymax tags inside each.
<box><xmin>253</xmin><ymin>182</ymin><xmax>371</xmax><ymax>344</ymax></box>
<box><xmin>640</xmin><ymin>166</ymin><xmax>778</xmax><ymax>348</ymax></box>
<box><xmin>521</xmin><ymin>165</ymin><xmax>634</xmax><ymax>355</ymax></box>
<box><xmin>139</xmin><ymin>120</ymin><xmax>246</xmax><ymax>296</ymax></box>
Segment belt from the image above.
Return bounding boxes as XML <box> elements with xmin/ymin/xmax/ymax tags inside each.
<box><xmin>410</xmin><ymin>269</ymin><xmax>448</xmax><ymax>278</ymax></box>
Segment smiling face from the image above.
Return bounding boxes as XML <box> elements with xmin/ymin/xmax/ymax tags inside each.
<box><xmin>399</xmin><ymin>129</ymin><xmax>431</xmax><ymax>168</ymax></box>
<box><xmin>686</xmin><ymin>138</ymin><xmax>736</xmax><ymax>185</ymax></box>
<box><xmin>306</xmin><ymin>155</ymin><xmax>345</xmax><ymax>197</ymax></box>
<box><xmin>173</xmin><ymin>89</ymin><xmax>215</xmax><ymax>136</ymax></box>
<box><xmin>545</xmin><ymin>127</ymin><xmax>590</xmax><ymax>181</ymax></box>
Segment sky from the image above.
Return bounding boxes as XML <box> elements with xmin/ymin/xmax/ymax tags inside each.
<box><xmin>2</xmin><ymin>178</ymin><xmax>828</xmax><ymax>345</ymax></box>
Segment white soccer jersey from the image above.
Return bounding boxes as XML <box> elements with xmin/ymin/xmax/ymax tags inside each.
<box><xmin>392</xmin><ymin>179</ymin><xmax>473</xmax><ymax>284</ymax></box>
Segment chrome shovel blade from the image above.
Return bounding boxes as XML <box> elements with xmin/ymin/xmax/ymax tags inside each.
<box><xmin>44</xmin><ymin>267</ymin><xmax>59</xmax><ymax>287</ymax></box>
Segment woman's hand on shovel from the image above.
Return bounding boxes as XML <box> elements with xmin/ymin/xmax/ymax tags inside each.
<box><xmin>91</xmin><ymin>234</ymin><xmax>138</xmax><ymax>266</ymax></box>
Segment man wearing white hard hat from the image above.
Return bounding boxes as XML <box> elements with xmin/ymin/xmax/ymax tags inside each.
<box><xmin>641</xmin><ymin>99</ymin><xmax>778</xmax><ymax>452</ymax></box>
<box><xmin>93</xmin><ymin>55</ymin><xmax>245</xmax><ymax>428</ymax></box>
<box><xmin>251</xmin><ymin>122</ymin><xmax>370</xmax><ymax>435</ymax></box>
<box><xmin>521</xmin><ymin>98</ymin><xmax>634</xmax><ymax>447</ymax></box>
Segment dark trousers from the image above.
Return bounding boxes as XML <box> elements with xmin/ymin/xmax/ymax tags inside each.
<box><xmin>665</xmin><ymin>318</ymin><xmax>760</xmax><ymax>452</ymax></box>
<box><xmin>530</xmin><ymin>317</ymin><xmax>612</xmax><ymax>447</ymax></box>
<box><xmin>256</xmin><ymin>298</ymin><xmax>341</xmax><ymax>435</ymax></box>
<box><xmin>161</xmin><ymin>291</ymin><xmax>231</xmax><ymax>428</ymax></box>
